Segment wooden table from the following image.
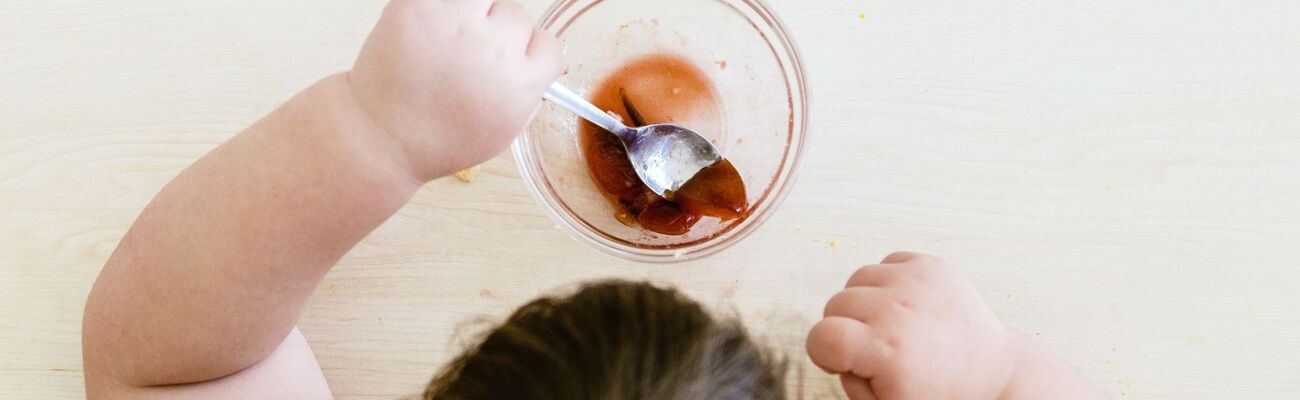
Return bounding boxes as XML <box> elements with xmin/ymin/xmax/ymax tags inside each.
<box><xmin>2</xmin><ymin>1</ymin><xmax>1297</xmax><ymax>398</ymax></box>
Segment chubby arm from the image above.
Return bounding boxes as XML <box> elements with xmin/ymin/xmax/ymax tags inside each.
<box><xmin>82</xmin><ymin>0</ymin><xmax>560</xmax><ymax>398</ymax></box>
<box><xmin>82</xmin><ymin>74</ymin><xmax>418</xmax><ymax>396</ymax></box>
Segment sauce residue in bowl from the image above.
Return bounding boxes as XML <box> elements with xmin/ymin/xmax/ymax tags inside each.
<box><xmin>578</xmin><ymin>54</ymin><xmax>748</xmax><ymax>236</ymax></box>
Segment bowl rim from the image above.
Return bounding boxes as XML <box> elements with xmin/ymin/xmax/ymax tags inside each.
<box><xmin>512</xmin><ymin>0</ymin><xmax>811</xmax><ymax>263</ymax></box>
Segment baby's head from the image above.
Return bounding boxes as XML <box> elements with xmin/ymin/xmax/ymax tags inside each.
<box><xmin>424</xmin><ymin>280</ymin><xmax>786</xmax><ymax>400</ymax></box>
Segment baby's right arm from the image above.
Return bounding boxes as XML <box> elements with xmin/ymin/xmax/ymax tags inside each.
<box><xmin>81</xmin><ymin>0</ymin><xmax>559</xmax><ymax>398</ymax></box>
<box><xmin>807</xmin><ymin>252</ymin><xmax>1109</xmax><ymax>400</ymax></box>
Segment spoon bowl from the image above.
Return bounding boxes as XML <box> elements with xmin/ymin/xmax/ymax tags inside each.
<box><xmin>543</xmin><ymin>82</ymin><xmax>721</xmax><ymax>198</ymax></box>
<box><xmin>620</xmin><ymin>123</ymin><xmax>721</xmax><ymax>198</ymax></box>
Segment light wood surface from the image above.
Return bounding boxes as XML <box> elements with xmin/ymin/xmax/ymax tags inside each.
<box><xmin>3</xmin><ymin>1</ymin><xmax>1298</xmax><ymax>398</ymax></box>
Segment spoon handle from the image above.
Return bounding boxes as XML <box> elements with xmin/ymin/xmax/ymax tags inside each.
<box><xmin>544</xmin><ymin>82</ymin><xmax>629</xmax><ymax>137</ymax></box>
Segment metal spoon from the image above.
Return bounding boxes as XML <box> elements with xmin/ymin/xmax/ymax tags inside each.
<box><xmin>544</xmin><ymin>82</ymin><xmax>722</xmax><ymax>198</ymax></box>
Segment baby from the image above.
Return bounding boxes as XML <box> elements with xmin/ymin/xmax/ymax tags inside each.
<box><xmin>81</xmin><ymin>1</ymin><xmax>1107</xmax><ymax>399</ymax></box>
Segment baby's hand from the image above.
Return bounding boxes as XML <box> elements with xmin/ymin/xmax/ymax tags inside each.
<box><xmin>807</xmin><ymin>252</ymin><xmax>1021</xmax><ymax>400</ymax></box>
<box><xmin>348</xmin><ymin>0</ymin><xmax>562</xmax><ymax>181</ymax></box>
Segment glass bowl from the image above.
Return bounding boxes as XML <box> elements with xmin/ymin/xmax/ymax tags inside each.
<box><xmin>513</xmin><ymin>0</ymin><xmax>809</xmax><ymax>262</ymax></box>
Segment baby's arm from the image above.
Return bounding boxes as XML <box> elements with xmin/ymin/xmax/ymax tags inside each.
<box><xmin>82</xmin><ymin>74</ymin><xmax>417</xmax><ymax>398</ymax></box>
<box><xmin>81</xmin><ymin>1</ymin><xmax>560</xmax><ymax>398</ymax></box>
<box><xmin>1000</xmin><ymin>332</ymin><xmax>1110</xmax><ymax>399</ymax></box>
<box><xmin>806</xmin><ymin>252</ymin><xmax>1109</xmax><ymax>400</ymax></box>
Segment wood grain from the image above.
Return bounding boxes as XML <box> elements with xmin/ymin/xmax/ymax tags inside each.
<box><xmin>2</xmin><ymin>0</ymin><xmax>1298</xmax><ymax>398</ymax></box>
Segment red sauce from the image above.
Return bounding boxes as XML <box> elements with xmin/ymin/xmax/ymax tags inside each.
<box><xmin>578</xmin><ymin>54</ymin><xmax>748</xmax><ymax>236</ymax></box>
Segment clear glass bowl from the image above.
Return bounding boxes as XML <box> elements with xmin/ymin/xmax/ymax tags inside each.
<box><xmin>513</xmin><ymin>0</ymin><xmax>810</xmax><ymax>262</ymax></box>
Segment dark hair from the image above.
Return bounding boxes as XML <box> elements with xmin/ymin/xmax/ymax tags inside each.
<box><xmin>424</xmin><ymin>280</ymin><xmax>786</xmax><ymax>400</ymax></box>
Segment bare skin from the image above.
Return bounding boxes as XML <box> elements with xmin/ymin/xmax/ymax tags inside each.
<box><xmin>81</xmin><ymin>0</ymin><xmax>559</xmax><ymax>398</ymax></box>
<box><xmin>82</xmin><ymin>1</ymin><xmax>1106</xmax><ymax>399</ymax></box>
<box><xmin>807</xmin><ymin>252</ymin><xmax>1110</xmax><ymax>400</ymax></box>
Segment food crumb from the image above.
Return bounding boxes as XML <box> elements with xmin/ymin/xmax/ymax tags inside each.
<box><xmin>859</xmin><ymin>12</ymin><xmax>866</xmax><ymax>21</ymax></box>
<box><xmin>454</xmin><ymin>166</ymin><xmax>480</xmax><ymax>183</ymax></box>
<box><xmin>716</xmin><ymin>60</ymin><xmax>728</xmax><ymax>70</ymax></box>
<box><xmin>829</xmin><ymin>239</ymin><xmax>838</xmax><ymax>249</ymax></box>
<box><xmin>562</xmin><ymin>66</ymin><xmax>570</xmax><ymax>75</ymax></box>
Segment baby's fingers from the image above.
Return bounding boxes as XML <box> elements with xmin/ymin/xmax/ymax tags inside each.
<box><xmin>806</xmin><ymin>317</ymin><xmax>892</xmax><ymax>379</ymax></box>
<box><xmin>881</xmin><ymin>251</ymin><xmax>931</xmax><ymax>264</ymax></box>
<box><xmin>823</xmin><ymin>286</ymin><xmax>891</xmax><ymax>322</ymax></box>
<box><xmin>840</xmin><ymin>374</ymin><xmax>879</xmax><ymax>400</ymax></box>
<box><xmin>845</xmin><ymin>264</ymin><xmax>896</xmax><ymax>288</ymax></box>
